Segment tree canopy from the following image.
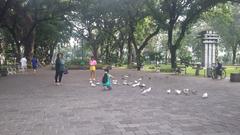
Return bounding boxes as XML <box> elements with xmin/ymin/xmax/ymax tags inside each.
<box><xmin>1</xmin><ymin>0</ymin><xmax>240</xmax><ymax>68</ymax></box>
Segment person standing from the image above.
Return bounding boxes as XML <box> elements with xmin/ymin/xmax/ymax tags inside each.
<box><xmin>31</xmin><ymin>56</ymin><xmax>38</xmax><ymax>73</ymax></box>
<box><xmin>89</xmin><ymin>56</ymin><xmax>97</xmax><ymax>81</ymax></box>
<box><xmin>55</xmin><ymin>53</ymin><xmax>65</xmax><ymax>85</ymax></box>
<box><xmin>20</xmin><ymin>56</ymin><xmax>27</xmax><ymax>72</ymax></box>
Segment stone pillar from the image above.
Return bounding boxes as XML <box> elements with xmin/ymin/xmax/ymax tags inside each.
<box><xmin>202</xmin><ymin>30</ymin><xmax>219</xmax><ymax>68</ymax></box>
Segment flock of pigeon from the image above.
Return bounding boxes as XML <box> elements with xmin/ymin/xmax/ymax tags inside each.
<box><xmin>166</xmin><ymin>88</ymin><xmax>208</xmax><ymax>99</ymax></box>
<box><xmin>89</xmin><ymin>74</ymin><xmax>152</xmax><ymax>95</ymax></box>
<box><xmin>89</xmin><ymin>74</ymin><xmax>208</xmax><ymax>99</ymax></box>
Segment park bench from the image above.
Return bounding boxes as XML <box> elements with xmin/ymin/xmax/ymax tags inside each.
<box><xmin>230</xmin><ymin>73</ymin><xmax>240</xmax><ymax>82</ymax></box>
<box><xmin>0</xmin><ymin>64</ymin><xmax>19</xmax><ymax>76</ymax></box>
<box><xmin>175</xmin><ymin>66</ymin><xmax>186</xmax><ymax>75</ymax></box>
<box><xmin>7</xmin><ymin>65</ymin><xmax>17</xmax><ymax>75</ymax></box>
<box><xmin>230</xmin><ymin>64</ymin><xmax>240</xmax><ymax>82</ymax></box>
<box><xmin>192</xmin><ymin>64</ymin><xmax>203</xmax><ymax>76</ymax></box>
<box><xmin>0</xmin><ymin>66</ymin><xmax>8</xmax><ymax>76</ymax></box>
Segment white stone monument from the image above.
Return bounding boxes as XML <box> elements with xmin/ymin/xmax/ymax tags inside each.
<box><xmin>202</xmin><ymin>30</ymin><xmax>220</xmax><ymax>68</ymax></box>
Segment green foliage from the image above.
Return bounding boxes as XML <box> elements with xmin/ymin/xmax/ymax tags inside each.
<box><xmin>203</xmin><ymin>3</ymin><xmax>240</xmax><ymax>64</ymax></box>
<box><xmin>178</xmin><ymin>46</ymin><xmax>192</xmax><ymax>66</ymax></box>
<box><xmin>65</xmin><ymin>58</ymin><xmax>88</xmax><ymax>66</ymax></box>
<box><xmin>1</xmin><ymin>0</ymin><xmax>240</xmax><ymax>68</ymax></box>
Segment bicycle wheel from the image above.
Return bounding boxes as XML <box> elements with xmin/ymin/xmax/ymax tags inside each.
<box><xmin>221</xmin><ymin>70</ymin><xmax>226</xmax><ymax>79</ymax></box>
<box><xmin>211</xmin><ymin>69</ymin><xmax>216</xmax><ymax>79</ymax></box>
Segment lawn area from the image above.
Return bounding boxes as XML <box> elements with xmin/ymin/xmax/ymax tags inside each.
<box><xmin>115</xmin><ymin>64</ymin><xmax>240</xmax><ymax>77</ymax></box>
<box><xmin>186</xmin><ymin>66</ymin><xmax>240</xmax><ymax>77</ymax></box>
<box><xmin>142</xmin><ymin>64</ymin><xmax>240</xmax><ymax>77</ymax></box>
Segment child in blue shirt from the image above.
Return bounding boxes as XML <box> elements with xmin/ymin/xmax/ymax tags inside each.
<box><xmin>102</xmin><ymin>68</ymin><xmax>113</xmax><ymax>90</ymax></box>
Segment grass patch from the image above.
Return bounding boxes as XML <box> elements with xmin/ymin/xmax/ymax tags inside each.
<box><xmin>143</xmin><ymin>64</ymin><xmax>240</xmax><ymax>77</ymax></box>
<box><xmin>143</xmin><ymin>64</ymin><xmax>172</xmax><ymax>72</ymax></box>
<box><xmin>225</xmin><ymin>66</ymin><xmax>240</xmax><ymax>76</ymax></box>
<box><xmin>116</xmin><ymin>64</ymin><xmax>240</xmax><ymax>77</ymax></box>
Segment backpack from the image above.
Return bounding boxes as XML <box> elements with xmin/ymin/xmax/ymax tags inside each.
<box><xmin>102</xmin><ymin>73</ymin><xmax>108</xmax><ymax>83</ymax></box>
<box><xmin>64</xmin><ymin>68</ymin><xmax>68</xmax><ymax>74</ymax></box>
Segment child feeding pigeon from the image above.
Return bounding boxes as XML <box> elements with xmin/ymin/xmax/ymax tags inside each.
<box><xmin>102</xmin><ymin>68</ymin><xmax>114</xmax><ymax>90</ymax></box>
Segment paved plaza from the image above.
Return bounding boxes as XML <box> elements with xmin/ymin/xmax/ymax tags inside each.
<box><xmin>0</xmin><ymin>68</ymin><xmax>240</xmax><ymax>135</ymax></box>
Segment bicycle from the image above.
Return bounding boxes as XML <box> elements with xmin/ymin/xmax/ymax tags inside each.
<box><xmin>211</xmin><ymin>66</ymin><xmax>226</xmax><ymax>80</ymax></box>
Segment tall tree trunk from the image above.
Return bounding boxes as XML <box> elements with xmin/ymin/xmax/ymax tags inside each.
<box><xmin>168</xmin><ymin>22</ymin><xmax>177</xmax><ymax>69</ymax></box>
<box><xmin>127</xmin><ymin>35</ymin><xmax>132</xmax><ymax>68</ymax></box>
<box><xmin>105</xmin><ymin>44</ymin><xmax>110</xmax><ymax>64</ymax></box>
<box><xmin>165</xmin><ymin>48</ymin><xmax>168</xmax><ymax>64</ymax></box>
<box><xmin>119</xmin><ymin>44</ymin><xmax>124</xmax><ymax>65</ymax></box>
<box><xmin>16</xmin><ymin>44</ymin><xmax>21</xmax><ymax>62</ymax></box>
<box><xmin>170</xmin><ymin>46</ymin><xmax>177</xmax><ymax>69</ymax></box>
<box><xmin>100</xmin><ymin>45</ymin><xmax>104</xmax><ymax>58</ymax></box>
<box><xmin>232</xmin><ymin>46</ymin><xmax>237</xmax><ymax>65</ymax></box>
<box><xmin>92</xmin><ymin>46</ymin><xmax>98</xmax><ymax>61</ymax></box>
<box><xmin>24</xmin><ymin>29</ymin><xmax>35</xmax><ymax>63</ymax></box>
<box><xmin>49</xmin><ymin>45</ymin><xmax>55</xmax><ymax>64</ymax></box>
<box><xmin>136</xmin><ymin>49</ymin><xmax>141</xmax><ymax>71</ymax></box>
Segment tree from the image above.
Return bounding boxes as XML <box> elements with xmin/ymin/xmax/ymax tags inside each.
<box><xmin>35</xmin><ymin>19</ymin><xmax>72</xmax><ymax>64</ymax></box>
<box><xmin>204</xmin><ymin>3</ymin><xmax>240</xmax><ymax>64</ymax></box>
<box><xmin>0</xmin><ymin>0</ymin><xmax>73</xmax><ymax>62</ymax></box>
<box><xmin>115</xmin><ymin>0</ymin><xmax>165</xmax><ymax>70</ymax></box>
<box><xmin>152</xmin><ymin>0</ymin><xmax>238</xmax><ymax>69</ymax></box>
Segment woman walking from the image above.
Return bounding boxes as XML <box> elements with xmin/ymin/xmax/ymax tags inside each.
<box><xmin>55</xmin><ymin>53</ymin><xmax>65</xmax><ymax>85</ymax></box>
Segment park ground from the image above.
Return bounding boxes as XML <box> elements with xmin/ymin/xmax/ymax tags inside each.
<box><xmin>0</xmin><ymin>68</ymin><xmax>240</xmax><ymax>135</ymax></box>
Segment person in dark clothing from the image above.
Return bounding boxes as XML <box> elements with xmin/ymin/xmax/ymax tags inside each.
<box><xmin>215</xmin><ymin>59</ymin><xmax>222</xmax><ymax>77</ymax></box>
<box><xmin>55</xmin><ymin>53</ymin><xmax>65</xmax><ymax>85</ymax></box>
<box><xmin>31</xmin><ymin>56</ymin><xmax>38</xmax><ymax>73</ymax></box>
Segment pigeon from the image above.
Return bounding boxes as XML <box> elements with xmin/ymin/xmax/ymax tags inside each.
<box><xmin>112</xmin><ymin>80</ymin><xmax>118</xmax><ymax>85</ymax></box>
<box><xmin>175</xmin><ymin>89</ymin><xmax>182</xmax><ymax>95</ymax></box>
<box><xmin>166</xmin><ymin>89</ymin><xmax>171</xmax><ymax>94</ymax></box>
<box><xmin>122</xmin><ymin>80</ymin><xmax>128</xmax><ymax>85</ymax></box>
<box><xmin>191</xmin><ymin>89</ymin><xmax>198</xmax><ymax>95</ymax></box>
<box><xmin>202</xmin><ymin>92</ymin><xmax>208</xmax><ymax>99</ymax></box>
<box><xmin>127</xmin><ymin>81</ymin><xmax>133</xmax><ymax>86</ymax></box>
<box><xmin>139</xmin><ymin>83</ymin><xmax>146</xmax><ymax>89</ymax></box>
<box><xmin>96</xmin><ymin>82</ymin><xmax>100</xmax><ymax>85</ymax></box>
<box><xmin>183</xmin><ymin>89</ymin><xmax>190</xmax><ymax>95</ymax></box>
<box><xmin>90</xmin><ymin>83</ymin><xmax>96</xmax><ymax>87</ymax></box>
<box><xmin>141</xmin><ymin>87</ymin><xmax>152</xmax><ymax>94</ymax></box>
<box><xmin>132</xmin><ymin>82</ymin><xmax>140</xmax><ymax>87</ymax></box>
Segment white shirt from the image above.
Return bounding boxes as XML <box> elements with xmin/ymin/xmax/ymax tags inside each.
<box><xmin>20</xmin><ymin>57</ymin><xmax>27</xmax><ymax>66</ymax></box>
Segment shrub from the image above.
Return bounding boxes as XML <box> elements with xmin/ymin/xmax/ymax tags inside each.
<box><xmin>160</xmin><ymin>68</ymin><xmax>173</xmax><ymax>72</ymax></box>
<box><xmin>0</xmin><ymin>65</ymin><xmax>8</xmax><ymax>76</ymax></box>
<box><xmin>148</xmin><ymin>66</ymin><xmax>155</xmax><ymax>69</ymax></box>
<box><xmin>66</xmin><ymin>59</ymin><xmax>88</xmax><ymax>66</ymax></box>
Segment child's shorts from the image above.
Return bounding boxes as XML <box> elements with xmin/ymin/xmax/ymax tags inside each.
<box><xmin>90</xmin><ymin>66</ymin><xmax>96</xmax><ymax>71</ymax></box>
